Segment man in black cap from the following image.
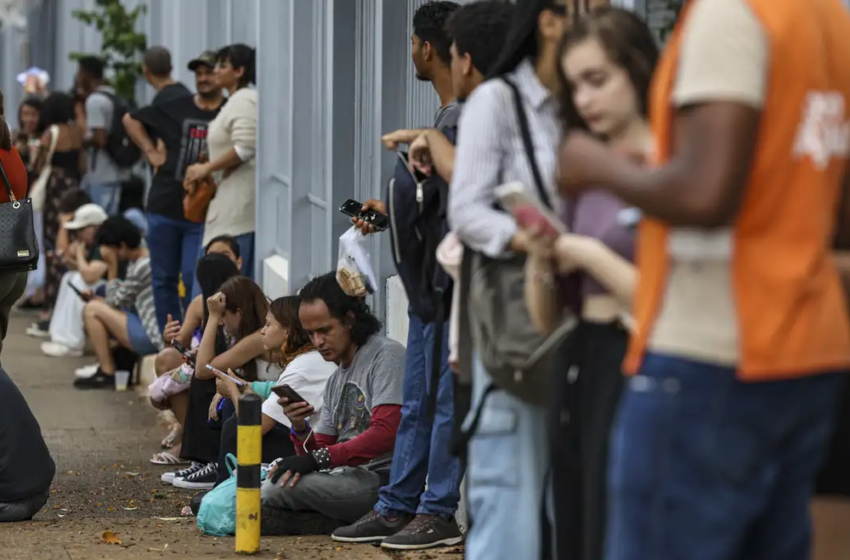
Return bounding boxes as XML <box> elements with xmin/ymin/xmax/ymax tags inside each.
<box><xmin>122</xmin><ymin>50</ymin><xmax>224</xmax><ymax>333</ymax></box>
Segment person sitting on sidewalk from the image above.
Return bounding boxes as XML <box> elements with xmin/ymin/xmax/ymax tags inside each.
<box><xmin>0</xmin><ymin>366</ymin><xmax>55</xmax><ymax>521</ymax></box>
<box><xmin>74</xmin><ymin>216</ymin><xmax>163</xmax><ymax>389</ymax></box>
<box><xmin>41</xmin><ymin>201</ymin><xmax>109</xmax><ymax>359</ymax></box>
<box><xmin>260</xmin><ymin>272</ymin><xmax>405</xmax><ymax>536</ymax></box>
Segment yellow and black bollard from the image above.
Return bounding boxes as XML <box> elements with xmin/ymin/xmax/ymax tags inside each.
<box><xmin>236</xmin><ymin>392</ymin><xmax>262</xmax><ymax>554</ymax></box>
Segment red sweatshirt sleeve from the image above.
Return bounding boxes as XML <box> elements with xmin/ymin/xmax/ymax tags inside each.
<box><xmin>290</xmin><ymin>404</ymin><xmax>402</xmax><ymax>467</ymax></box>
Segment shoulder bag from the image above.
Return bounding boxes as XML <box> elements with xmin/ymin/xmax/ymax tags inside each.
<box><xmin>0</xmin><ymin>152</ymin><xmax>39</xmax><ymax>271</ymax></box>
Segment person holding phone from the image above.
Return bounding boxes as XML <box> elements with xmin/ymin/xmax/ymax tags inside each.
<box><xmin>519</xmin><ymin>10</ymin><xmax>654</xmax><ymax>560</ymax></box>
<box><xmin>209</xmin><ymin>296</ymin><xmax>336</xmax><ymax>486</ymax></box>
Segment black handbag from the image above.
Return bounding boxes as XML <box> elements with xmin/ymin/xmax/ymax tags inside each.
<box><xmin>0</xmin><ymin>155</ymin><xmax>38</xmax><ymax>271</ymax></box>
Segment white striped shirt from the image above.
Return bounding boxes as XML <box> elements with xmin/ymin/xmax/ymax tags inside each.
<box><xmin>105</xmin><ymin>256</ymin><xmax>163</xmax><ymax>351</ymax></box>
<box><xmin>448</xmin><ymin>58</ymin><xmax>563</xmax><ymax>257</ymax></box>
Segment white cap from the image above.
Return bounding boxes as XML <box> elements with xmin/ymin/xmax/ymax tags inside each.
<box><xmin>64</xmin><ymin>204</ymin><xmax>108</xmax><ymax>230</ymax></box>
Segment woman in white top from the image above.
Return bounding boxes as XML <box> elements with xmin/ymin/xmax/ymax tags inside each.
<box><xmin>212</xmin><ymin>295</ymin><xmax>336</xmax><ymax>486</ymax></box>
<box><xmin>184</xmin><ymin>44</ymin><xmax>258</xmax><ymax>278</ymax></box>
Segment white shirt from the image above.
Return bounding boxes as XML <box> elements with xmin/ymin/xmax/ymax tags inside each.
<box><xmin>261</xmin><ymin>350</ymin><xmax>337</xmax><ymax>428</ymax></box>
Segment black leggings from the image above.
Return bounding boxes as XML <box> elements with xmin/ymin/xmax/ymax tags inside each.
<box><xmin>215</xmin><ymin>413</ymin><xmax>296</xmax><ymax>486</ymax></box>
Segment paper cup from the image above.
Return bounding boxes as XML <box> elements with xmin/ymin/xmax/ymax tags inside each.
<box><xmin>115</xmin><ymin>370</ymin><xmax>131</xmax><ymax>392</ymax></box>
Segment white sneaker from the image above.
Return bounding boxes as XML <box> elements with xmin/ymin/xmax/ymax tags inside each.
<box><xmin>42</xmin><ymin>341</ymin><xmax>84</xmax><ymax>358</ymax></box>
<box><xmin>74</xmin><ymin>364</ymin><xmax>100</xmax><ymax>379</ymax></box>
<box><xmin>26</xmin><ymin>323</ymin><xmax>50</xmax><ymax>339</ymax></box>
<box><xmin>161</xmin><ymin>462</ymin><xmax>204</xmax><ymax>485</ymax></box>
<box><xmin>172</xmin><ymin>462</ymin><xmax>217</xmax><ymax>490</ymax></box>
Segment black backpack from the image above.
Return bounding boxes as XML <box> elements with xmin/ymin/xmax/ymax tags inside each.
<box><xmin>96</xmin><ymin>91</ymin><xmax>141</xmax><ymax>169</ymax></box>
<box><xmin>385</xmin><ymin>125</ymin><xmax>457</xmax><ymax>324</ymax></box>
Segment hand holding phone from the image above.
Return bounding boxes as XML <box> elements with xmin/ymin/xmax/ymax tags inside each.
<box><xmin>495</xmin><ymin>181</ymin><xmax>566</xmax><ymax>235</ymax></box>
<box><xmin>271</xmin><ymin>384</ymin><xmax>309</xmax><ymax>407</ymax></box>
<box><xmin>274</xmin><ymin>384</ymin><xmax>314</xmax><ymax>427</ymax></box>
<box><xmin>206</xmin><ymin>364</ymin><xmax>246</xmax><ymax>386</ymax></box>
<box><xmin>339</xmin><ymin>198</ymin><xmax>389</xmax><ymax>233</ymax></box>
<box><xmin>171</xmin><ymin>340</ymin><xmax>196</xmax><ymax>366</ymax></box>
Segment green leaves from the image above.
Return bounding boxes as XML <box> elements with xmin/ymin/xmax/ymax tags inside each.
<box><xmin>69</xmin><ymin>0</ymin><xmax>148</xmax><ymax>102</ymax></box>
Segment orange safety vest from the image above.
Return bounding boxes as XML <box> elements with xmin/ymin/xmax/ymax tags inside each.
<box><xmin>625</xmin><ymin>0</ymin><xmax>850</xmax><ymax>380</ymax></box>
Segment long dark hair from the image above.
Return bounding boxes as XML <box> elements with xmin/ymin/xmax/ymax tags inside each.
<box><xmin>196</xmin><ymin>253</ymin><xmax>241</xmax><ymax>358</ymax></box>
<box><xmin>18</xmin><ymin>97</ymin><xmax>42</xmax><ymax>135</ymax></box>
<box><xmin>487</xmin><ymin>0</ymin><xmax>568</xmax><ymax>78</ymax></box>
<box><xmin>269</xmin><ymin>296</ymin><xmax>314</xmax><ymax>368</ymax></box>
<box><xmin>298</xmin><ymin>273</ymin><xmax>381</xmax><ymax>347</ymax></box>
<box><xmin>0</xmin><ymin>89</ymin><xmax>13</xmax><ymax>150</ymax></box>
<box><xmin>557</xmin><ymin>7</ymin><xmax>658</xmax><ymax>131</ymax></box>
<box><xmin>38</xmin><ymin>92</ymin><xmax>76</xmax><ymax>130</ymax></box>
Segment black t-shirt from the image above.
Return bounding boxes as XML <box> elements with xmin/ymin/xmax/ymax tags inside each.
<box><xmin>152</xmin><ymin>82</ymin><xmax>191</xmax><ymax>106</ymax></box>
<box><xmin>132</xmin><ymin>92</ymin><xmax>222</xmax><ymax>220</ymax></box>
<box><xmin>0</xmin><ymin>368</ymin><xmax>55</xmax><ymax>501</ymax></box>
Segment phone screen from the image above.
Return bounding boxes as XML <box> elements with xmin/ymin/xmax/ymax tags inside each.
<box><xmin>338</xmin><ymin>199</ymin><xmax>389</xmax><ymax>232</ymax></box>
<box><xmin>339</xmin><ymin>199</ymin><xmax>362</xmax><ymax>218</ymax></box>
<box><xmin>272</xmin><ymin>384</ymin><xmax>309</xmax><ymax>406</ymax></box>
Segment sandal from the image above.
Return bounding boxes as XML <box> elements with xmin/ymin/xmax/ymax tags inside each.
<box><xmin>161</xmin><ymin>425</ymin><xmax>182</xmax><ymax>449</ymax></box>
<box><xmin>150</xmin><ymin>451</ymin><xmax>190</xmax><ymax>466</ymax></box>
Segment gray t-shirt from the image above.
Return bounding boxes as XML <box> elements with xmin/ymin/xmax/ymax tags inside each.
<box><xmin>435</xmin><ymin>101</ymin><xmax>460</xmax><ymax>130</ymax></box>
<box><xmin>86</xmin><ymin>86</ymin><xmax>128</xmax><ymax>184</ymax></box>
<box><xmin>314</xmin><ymin>335</ymin><xmax>405</xmax><ymax>465</ymax></box>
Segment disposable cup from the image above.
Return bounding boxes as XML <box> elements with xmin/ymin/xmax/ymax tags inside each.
<box><xmin>115</xmin><ymin>370</ymin><xmax>131</xmax><ymax>391</ymax></box>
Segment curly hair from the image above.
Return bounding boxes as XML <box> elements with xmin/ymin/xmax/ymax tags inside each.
<box><xmin>298</xmin><ymin>272</ymin><xmax>381</xmax><ymax>348</ymax></box>
<box><xmin>269</xmin><ymin>296</ymin><xmax>314</xmax><ymax>368</ymax></box>
<box><xmin>413</xmin><ymin>1</ymin><xmax>461</xmax><ymax>66</ymax></box>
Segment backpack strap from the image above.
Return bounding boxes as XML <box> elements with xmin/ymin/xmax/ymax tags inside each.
<box><xmin>501</xmin><ymin>77</ymin><xmax>553</xmax><ymax>210</ymax></box>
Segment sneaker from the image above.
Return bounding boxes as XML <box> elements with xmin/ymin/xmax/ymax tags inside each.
<box><xmin>261</xmin><ymin>506</ymin><xmax>342</xmax><ymax>536</ymax></box>
<box><xmin>380</xmin><ymin>514</ymin><xmax>464</xmax><ymax>551</ymax></box>
<box><xmin>161</xmin><ymin>462</ymin><xmax>204</xmax><ymax>484</ymax></box>
<box><xmin>332</xmin><ymin>510</ymin><xmax>414</xmax><ymax>543</ymax></box>
<box><xmin>172</xmin><ymin>462</ymin><xmax>217</xmax><ymax>490</ymax></box>
<box><xmin>73</xmin><ymin>369</ymin><xmax>114</xmax><ymax>390</ymax></box>
<box><xmin>41</xmin><ymin>341</ymin><xmax>84</xmax><ymax>358</ymax></box>
<box><xmin>26</xmin><ymin>320</ymin><xmax>50</xmax><ymax>339</ymax></box>
<box><xmin>74</xmin><ymin>364</ymin><xmax>100</xmax><ymax>379</ymax></box>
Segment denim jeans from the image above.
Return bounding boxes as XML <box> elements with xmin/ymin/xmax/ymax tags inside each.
<box><xmin>606</xmin><ymin>353</ymin><xmax>845</xmax><ymax>560</ymax></box>
<box><xmin>464</xmin><ymin>356</ymin><xmax>551</xmax><ymax>560</ymax></box>
<box><xmin>375</xmin><ymin>312</ymin><xmax>462</xmax><ymax>518</ymax></box>
<box><xmin>86</xmin><ymin>182</ymin><xmax>122</xmax><ymax>216</ymax></box>
<box><xmin>146</xmin><ymin>213</ymin><xmax>203</xmax><ymax>331</ymax></box>
<box><xmin>192</xmin><ymin>231</ymin><xmax>255</xmax><ymax>298</ymax></box>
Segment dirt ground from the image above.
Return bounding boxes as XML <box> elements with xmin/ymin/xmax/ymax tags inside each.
<box><xmin>1</xmin><ymin>311</ymin><xmax>849</xmax><ymax>559</ymax></box>
<box><xmin>0</xmin><ymin>313</ymin><xmax>462</xmax><ymax>559</ymax></box>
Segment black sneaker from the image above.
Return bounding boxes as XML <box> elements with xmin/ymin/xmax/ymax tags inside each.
<box><xmin>73</xmin><ymin>369</ymin><xmax>115</xmax><ymax>390</ymax></box>
<box><xmin>332</xmin><ymin>509</ymin><xmax>414</xmax><ymax>543</ymax></box>
<box><xmin>380</xmin><ymin>514</ymin><xmax>464</xmax><ymax>550</ymax></box>
<box><xmin>173</xmin><ymin>462</ymin><xmax>217</xmax><ymax>490</ymax></box>
<box><xmin>162</xmin><ymin>462</ymin><xmax>203</xmax><ymax>485</ymax></box>
<box><xmin>261</xmin><ymin>506</ymin><xmax>342</xmax><ymax>536</ymax></box>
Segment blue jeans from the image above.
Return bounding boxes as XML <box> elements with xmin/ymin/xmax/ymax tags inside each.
<box><xmin>606</xmin><ymin>353</ymin><xmax>845</xmax><ymax>560</ymax></box>
<box><xmin>464</xmin><ymin>356</ymin><xmax>551</xmax><ymax>560</ymax></box>
<box><xmin>86</xmin><ymin>182</ymin><xmax>122</xmax><ymax>216</ymax></box>
<box><xmin>146</xmin><ymin>213</ymin><xmax>203</xmax><ymax>331</ymax></box>
<box><xmin>191</xmin><ymin>231</ymin><xmax>255</xmax><ymax>298</ymax></box>
<box><xmin>375</xmin><ymin>312</ymin><xmax>462</xmax><ymax>518</ymax></box>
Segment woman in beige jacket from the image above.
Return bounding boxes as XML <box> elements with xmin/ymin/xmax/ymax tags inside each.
<box><xmin>184</xmin><ymin>44</ymin><xmax>257</xmax><ymax>279</ymax></box>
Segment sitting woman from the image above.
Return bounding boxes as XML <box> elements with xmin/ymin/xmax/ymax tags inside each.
<box><xmin>149</xmin><ymin>253</ymin><xmax>240</xmax><ymax>466</ymax></box>
<box><xmin>211</xmin><ymin>295</ymin><xmax>337</xmax><ymax>485</ymax></box>
<box><xmin>162</xmin><ymin>276</ymin><xmax>273</xmax><ymax>491</ymax></box>
<box><xmin>150</xmin><ymin>235</ymin><xmax>244</xmax><ymax>457</ymax></box>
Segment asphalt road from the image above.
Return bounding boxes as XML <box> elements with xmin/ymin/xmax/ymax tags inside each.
<box><xmin>0</xmin><ymin>312</ymin><xmax>461</xmax><ymax>560</ymax></box>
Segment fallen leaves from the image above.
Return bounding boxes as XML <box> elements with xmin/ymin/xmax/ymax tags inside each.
<box><xmin>102</xmin><ymin>531</ymin><xmax>122</xmax><ymax>545</ymax></box>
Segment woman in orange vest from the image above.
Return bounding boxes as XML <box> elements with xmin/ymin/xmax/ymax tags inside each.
<box><xmin>559</xmin><ymin>0</ymin><xmax>850</xmax><ymax>559</ymax></box>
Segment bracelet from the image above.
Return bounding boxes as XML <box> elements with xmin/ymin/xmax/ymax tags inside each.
<box><xmin>312</xmin><ymin>448</ymin><xmax>332</xmax><ymax>471</ymax></box>
<box><xmin>290</xmin><ymin>420</ymin><xmax>310</xmax><ymax>437</ymax></box>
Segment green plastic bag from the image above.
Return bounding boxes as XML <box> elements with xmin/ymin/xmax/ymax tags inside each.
<box><xmin>197</xmin><ymin>454</ymin><xmax>238</xmax><ymax>537</ymax></box>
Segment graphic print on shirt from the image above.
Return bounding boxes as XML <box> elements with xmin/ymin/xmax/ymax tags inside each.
<box><xmin>793</xmin><ymin>91</ymin><xmax>850</xmax><ymax>170</ymax></box>
<box><xmin>174</xmin><ymin>119</ymin><xmax>210</xmax><ymax>181</ymax></box>
<box><xmin>334</xmin><ymin>381</ymin><xmax>370</xmax><ymax>441</ymax></box>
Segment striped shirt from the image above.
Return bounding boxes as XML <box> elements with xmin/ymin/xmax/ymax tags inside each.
<box><xmin>105</xmin><ymin>256</ymin><xmax>163</xmax><ymax>351</ymax></box>
<box><xmin>448</xmin><ymin>58</ymin><xmax>563</xmax><ymax>257</ymax></box>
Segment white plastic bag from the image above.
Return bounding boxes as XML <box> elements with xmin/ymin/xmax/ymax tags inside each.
<box><xmin>336</xmin><ymin>227</ymin><xmax>377</xmax><ymax>297</ymax></box>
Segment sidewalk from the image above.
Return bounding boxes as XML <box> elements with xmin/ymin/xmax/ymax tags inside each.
<box><xmin>0</xmin><ymin>313</ymin><xmax>462</xmax><ymax>559</ymax></box>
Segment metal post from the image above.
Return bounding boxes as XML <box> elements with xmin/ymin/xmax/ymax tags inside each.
<box><xmin>235</xmin><ymin>393</ymin><xmax>262</xmax><ymax>554</ymax></box>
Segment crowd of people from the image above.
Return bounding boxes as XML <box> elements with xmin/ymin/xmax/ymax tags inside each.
<box><xmin>0</xmin><ymin>0</ymin><xmax>849</xmax><ymax>559</ymax></box>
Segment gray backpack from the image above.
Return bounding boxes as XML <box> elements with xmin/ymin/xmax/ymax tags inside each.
<box><xmin>466</xmin><ymin>77</ymin><xmax>576</xmax><ymax>407</ymax></box>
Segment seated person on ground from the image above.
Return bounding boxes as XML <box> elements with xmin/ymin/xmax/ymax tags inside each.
<box><xmin>210</xmin><ymin>295</ymin><xmax>337</xmax><ymax>486</ymax></box>
<box><xmin>149</xmin><ymin>253</ymin><xmax>240</xmax><ymax>466</ymax></box>
<box><xmin>260</xmin><ymin>272</ymin><xmax>405</xmax><ymax>536</ymax></box>
<box><xmin>162</xmin><ymin>276</ymin><xmax>276</xmax><ymax>491</ymax></box>
<box><xmin>74</xmin><ymin>216</ymin><xmax>163</xmax><ymax>389</ymax></box>
<box><xmin>41</xmin><ymin>201</ymin><xmax>109</xmax><ymax>359</ymax></box>
<box><xmin>0</xmin><ymin>367</ymin><xmax>55</xmax><ymax>522</ymax></box>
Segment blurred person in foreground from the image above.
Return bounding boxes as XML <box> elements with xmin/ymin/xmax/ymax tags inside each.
<box><xmin>559</xmin><ymin>0</ymin><xmax>850</xmax><ymax>559</ymax></box>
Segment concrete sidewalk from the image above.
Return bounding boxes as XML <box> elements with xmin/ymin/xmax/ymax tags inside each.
<box><xmin>0</xmin><ymin>313</ymin><xmax>459</xmax><ymax>559</ymax></box>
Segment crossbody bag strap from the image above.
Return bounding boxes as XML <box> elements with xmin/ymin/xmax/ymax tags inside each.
<box><xmin>501</xmin><ymin>77</ymin><xmax>553</xmax><ymax>210</ymax></box>
<box><xmin>0</xmin><ymin>153</ymin><xmax>16</xmax><ymax>202</ymax></box>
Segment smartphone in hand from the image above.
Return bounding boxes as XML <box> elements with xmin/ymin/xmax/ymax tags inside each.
<box><xmin>339</xmin><ymin>199</ymin><xmax>390</xmax><ymax>232</ymax></box>
<box><xmin>271</xmin><ymin>384</ymin><xmax>310</xmax><ymax>406</ymax></box>
<box><xmin>171</xmin><ymin>340</ymin><xmax>196</xmax><ymax>366</ymax></box>
<box><xmin>495</xmin><ymin>181</ymin><xmax>566</xmax><ymax>235</ymax></box>
<box><xmin>205</xmin><ymin>364</ymin><xmax>246</xmax><ymax>386</ymax></box>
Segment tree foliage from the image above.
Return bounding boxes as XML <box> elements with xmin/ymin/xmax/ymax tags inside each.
<box><xmin>69</xmin><ymin>0</ymin><xmax>147</xmax><ymax>101</ymax></box>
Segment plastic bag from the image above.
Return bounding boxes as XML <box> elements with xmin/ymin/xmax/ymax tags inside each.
<box><xmin>336</xmin><ymin>226</ymin><xmax>377</xmax><ymax>297</ymax></box>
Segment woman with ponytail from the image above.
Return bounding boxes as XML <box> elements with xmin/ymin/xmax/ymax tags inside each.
<box><xmin>184</xmin><ymin>44</ymin><xmax>258</xmax><ymax>280</ymax></box>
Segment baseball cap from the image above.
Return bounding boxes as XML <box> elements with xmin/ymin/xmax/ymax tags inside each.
<box><xmin>188</xmin><ymin>50</ymin><xmax>217</xmax><ymax>71</ymax></box>
<box><xmin>64</xmin><ymin>204</ymin><xmax>108</xmax><ymax>230</ymax></box>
